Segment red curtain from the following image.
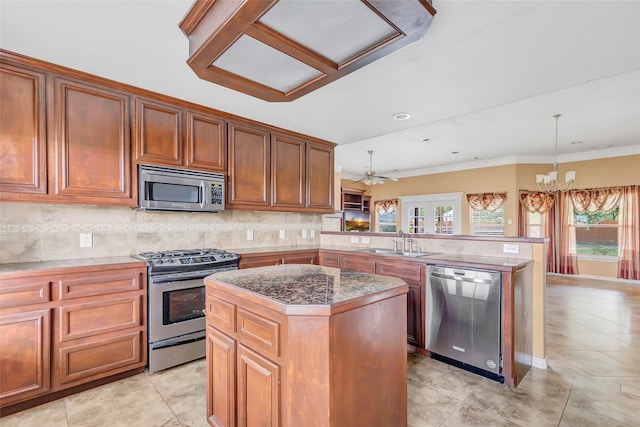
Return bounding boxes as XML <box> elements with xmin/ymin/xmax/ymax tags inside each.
<box><xmin>618</xmin><ymin>185</ymin><xmax>640</xmax><ymax>280</ymax></box>
<box><xmin>551</xmin><ymin>191</ymin><xmax>578</xmax><ymax>275</ymax></box>
<box><xmin>519</xmin><ymin>191</ymin><xmax>556</xmax><ymax>272</ymax></box>
<box><xmin>466</xmin><ymin>192</ymin><xmax>507</xmax><ymax>211</ymax></box>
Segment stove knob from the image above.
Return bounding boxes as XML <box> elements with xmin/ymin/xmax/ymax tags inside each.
<box><xmin>156</xmin><ymin>260</ymin><xmax>163</xmax><ymax>264</ymax></box>
<box><xmin>167</xmin><ymin>258</ymin><xmax>173</xmax><ymax>264</ymax></box>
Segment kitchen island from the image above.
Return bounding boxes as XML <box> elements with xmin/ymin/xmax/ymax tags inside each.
<box><xmin>204</xmin><ymin>264</ymin><xmax>409</xmax><ymax>427</ymax></box>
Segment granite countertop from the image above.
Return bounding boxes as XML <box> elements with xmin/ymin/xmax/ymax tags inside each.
<box><xmin>0</xmin><ymin>256</ymin><xmax>145</xmax><ymax>274</ymax></box>
<box><xmin>206</xmin><ymin>264</ymin><xmax>407</xmax><ymax>306</ymax></box>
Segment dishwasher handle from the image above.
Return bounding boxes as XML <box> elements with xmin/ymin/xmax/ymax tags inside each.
<box><xmin>429</xmin><ymin>270</ymin><xmax>494</xmax><ymax>285</ymax></box>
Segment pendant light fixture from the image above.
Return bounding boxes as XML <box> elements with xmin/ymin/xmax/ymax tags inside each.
<box><xmin>536</xmin><ymin>114</ymin><xmax>576</xmax><ymax>193</ymax></box>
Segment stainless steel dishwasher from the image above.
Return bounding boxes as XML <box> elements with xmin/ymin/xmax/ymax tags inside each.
<box><xmin>426</xmin><ymin>265</ymin><xmax>503</xmax><ymax>380</ymax></box>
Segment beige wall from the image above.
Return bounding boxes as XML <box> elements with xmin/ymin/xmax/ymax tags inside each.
<box><xmin>343</xmin><ymin>154</ymin><xmax>640</xmax><ymax>278</ymax></box>
<box><xmin>0</xmin><ymin>202</ymin><xmax>322</xmax><ymax>263</ymax></box>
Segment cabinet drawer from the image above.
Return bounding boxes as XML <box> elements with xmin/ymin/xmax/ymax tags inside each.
<box><xmin>56</xmin><ymin>331</ymin><xmax>143</xmax><ymax>385</ymax></box>
<box><xmin>207</xmin><ymin>294</ymin><xmax>236</xmax><ymax>334</ymax></box>
<box><xmin>0</xmin><ymin>279</ymin><xmax>51</xmax><ymax>308</ymax></box>
<box><xmin>238</xmin><ymin>308</ymin><xmax>280</xmax><ymax>358</ymax></box>
<box><xmin>375</xmin><ymin>262</ymin><xmax>423</xmax><ymax>282</ymax></box>
<box><xmin>58</xmin><ymin>269</ymin><xmax>143</xmax><ymax>300</ymax></box>
<box><xmin>58</xmin><ymin>296</ymin><xmax>143</xmax><ymax>342</ymax></box>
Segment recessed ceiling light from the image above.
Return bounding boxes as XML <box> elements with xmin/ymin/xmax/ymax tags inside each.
<box><xmin>594</xmin><ymin>143</ymin><xmax>613</xmax><ymax>149</ymax></box>
<box><xmin>571</xmin><ymin>140</ymin><xmax>583</xmax><ymax>145</ymax></box>
<box><xmin>392</xmin><ymin>112</ymin><xmax>411</xmax><ymax>121</ymax></box>
<box><xmin>420</xmin><ymin>138</ymin><xmax>430</xmax><ymax>142</ymax></box>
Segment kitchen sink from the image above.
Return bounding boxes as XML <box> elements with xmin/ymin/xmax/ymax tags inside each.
<box><xmin>354</xmin><ymin>248</ymin><xmax>439</xmax><ymax>258</ymax></box>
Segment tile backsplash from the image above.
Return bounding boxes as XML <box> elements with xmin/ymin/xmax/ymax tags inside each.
<box><xmin>0</xmin><ymin>202</ymin><xmax>322</xmax><ymax>263</ymax></box>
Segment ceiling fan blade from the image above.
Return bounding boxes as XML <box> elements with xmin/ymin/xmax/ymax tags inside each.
<box><xmin>352</xmin><ymin>177</ymin><xmax>364</xmax><ymax>183</ymax></box>
<box><xmin>377</xmin><ymin>176</ymin><xmax>398</xmax><ymax>181</ymax></box>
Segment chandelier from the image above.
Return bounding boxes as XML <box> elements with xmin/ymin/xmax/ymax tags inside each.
<box><xmin>536</xmin><ymin>114</ymin><xmax>576</xmax><ymax>193</ymax></box>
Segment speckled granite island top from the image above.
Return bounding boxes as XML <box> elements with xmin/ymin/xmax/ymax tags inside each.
<box><xmin>205</xmin><ymin>264</ymin><xmax>408</xmax><ymax>314</ymax></box>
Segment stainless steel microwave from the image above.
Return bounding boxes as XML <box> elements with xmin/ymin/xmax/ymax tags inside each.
<box><xmin>138</xmin><ymin>164</ymin><xmax>225</xmax><ymax>212</ymax></box>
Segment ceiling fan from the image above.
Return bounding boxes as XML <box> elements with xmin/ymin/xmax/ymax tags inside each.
<box><xmin>353</xmin><ymin>150</ymin><xmax>398</xmax><ymax>185</ymax></box>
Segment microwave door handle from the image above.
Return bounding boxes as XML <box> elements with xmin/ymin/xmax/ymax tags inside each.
<box><xmin>200</xmin><ymin>181</ymin><xmax>205</xmax><ymax>209</ymax></box>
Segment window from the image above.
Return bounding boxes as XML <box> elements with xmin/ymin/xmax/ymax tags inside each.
<box><xmin>471</xmin><ymin>206</ymin><xmax>505</xmax><ymax>236</ymax></box>
<box><xmin>401</xmin><ymin>193</ymin><xmax>462</xmax><ymax>235</ymax></box>
<box><xmin>573</xmin><ymin>206</ymin><xmax>620</xmax><ymax>257</ymax></box>
<box><xmin>375</xmin><ymin>200</ymin><xmax>397</xmax><ymax>232</ymax></box>
<box><xmin>526</xmin><ymin>211</ymin><xmax>543</xmax><ymax>238</ymax></box>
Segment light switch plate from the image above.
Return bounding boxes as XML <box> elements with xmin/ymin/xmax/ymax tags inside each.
<box><xmin>350</xmin><ymin>236</ymin><xmax>359</xmax><ymax>243</ymax></box>
<box><xmin>301</xmin><ymin>229</ymin><xmax>307</xmax><ymax>238</ymax></box>
<box><xmin>80</xmin><ymin>232</ymin><xmax>92</xmax><ymax>248</ymax></box>
<box><xmin>246</xmin><ymin>229</ymin><xmax>254</xmax><ymax>241</ymax></box>
<box><xmin>279</xmin><ymin>229</ymin><xmax>286</xmax><ymax>239</ymax></box>
<box><xmin>361</xmin><ymin>236</ymin><xmax>370</xmax><ymax>244</ymax></box>
<box><xmin>310</xmin><ymin>230</ymin><xmax>315</xmax><ymax>238</ymax></box>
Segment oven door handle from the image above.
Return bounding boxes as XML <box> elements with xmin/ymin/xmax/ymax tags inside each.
<box><xmin>149</xmin><ymin>330</ymin><xmax>206</xmax><ymax>350</ymax></box>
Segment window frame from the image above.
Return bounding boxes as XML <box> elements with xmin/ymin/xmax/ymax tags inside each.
<box><xmin>470</xmin><ymin>205</ymin><xmax>506</xmax><ymax>236</ymax></box>
<box><xmin>400</xmin><ymin>192</ymin><xmax>463</xmax><ymax>235</ymax></box>
<box><xmin>572</xmin><ymin>206</ymin><xmax>620</xmax><ymax>260</ymax></box>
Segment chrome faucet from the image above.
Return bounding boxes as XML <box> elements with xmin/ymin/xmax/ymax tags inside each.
<box><xmin>398</xmin><ymin>229</ymin><xmax>406</xmax><ymax>252</ymax></box>
<box><xmin>407</xmin><ymin>239</ymin><xmax>415</xmax><ymax>253</ymax></box>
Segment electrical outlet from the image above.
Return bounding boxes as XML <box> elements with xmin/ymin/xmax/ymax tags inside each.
<box><xmin>246</xmin><ymin>229</ymin><xmax>254</xmax><ymax>241</ymax></box>
<box><xmin>361</xmin><ymin>236</ymin><xmax>370</xmax><ymax>244</ymax></box>
<box><xmin>350</xmin><ymin>236</ymin><xmax>359</xmax><ymax>243</ymax></box>
<box><xmin>80</xmin><ymin>232</ymin><xmax>93</xmax><ymax>248</ymax></box>
<box><xmin>301</xmin><ymin>229</ymin><xmax>307</xmax><ymax>238</ymax></box>
<box><xmin>310</xmin><ymin>230</ymin><xmax>315</xmax><ymax>238</ymax></box>
<box><xmin>503</xmin><ymin>244</ymin><xmax>519</xmax><ymax>254</ymax></box>
<box><xmin>279</xmin><ymin>229</ymin><xmax>286</xmax><ymax>239</ymax></box>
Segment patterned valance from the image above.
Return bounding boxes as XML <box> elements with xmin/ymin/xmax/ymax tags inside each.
<box><xmin>519</xmin><ymin>191</ymin><xmax>555</xmax><ymax>213</ymax></box>
<box><xmin>466</xmin><ymin>192</ymin><xmax>507</xmax><ymax>212</ymax></box>
<box><xmin>570</xmin><ymin>187</ymin><xmax>622</xmax><ymax>214</ymax></box>
<box><xmin>375</xmin><ymin>199</ymin><xmax>397</xmax><ymax>214</ymax></box>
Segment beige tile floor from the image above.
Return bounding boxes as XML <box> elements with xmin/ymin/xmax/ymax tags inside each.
<box><xmin>2</xmin><ymin>275</ymin><xmax>639</xmax><ymax>426</ymax></box>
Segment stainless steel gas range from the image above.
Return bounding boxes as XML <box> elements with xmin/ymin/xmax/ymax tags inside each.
<box><xmin>136</xmin><ymin>248</ymin><xmax>240</xmax><ymax>374</ymax></box>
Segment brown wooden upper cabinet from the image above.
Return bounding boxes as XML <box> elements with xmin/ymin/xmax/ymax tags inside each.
<box><xmin>228</xmin><ymin>121</ymin><xmax>334</xmax><ymax>213</ymax></box>
<box><xmin>134</xmin><ymin>97</ymin><xmax>226</xmax><ymax>173</ymax></box>
<box><xmin>50</xmin><ymin>77</ymin><xmax>132</xmax><ymax>204</ymax></box>
<box><xmin>0</xmin><ymin>62</ymin><xmax>48</xmax><ymax>198</ymax></box>
<box><xmin>0</xmin><ymin>56</ymin><xmax>135</xmax><ymax>206</ymax></box>
<box><xmin>271</xmin><ymin>132</ymin><xmax>305</xmax><ymax>209</ymax></box>
<box><xmin>306</xmin><ymin>142</ymin><xmax>334</xmax><ymax>212</ymax></box>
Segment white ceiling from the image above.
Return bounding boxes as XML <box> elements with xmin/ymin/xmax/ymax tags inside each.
<box><xmin>2</xmin><ymin>0</ymin><xmax>639</xmax><ymax>180</ymax></box>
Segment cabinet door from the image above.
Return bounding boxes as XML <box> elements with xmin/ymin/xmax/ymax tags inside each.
<box><xmin>51</xmin><ymin>77</ymin><xmax>133</xmax><ymax>204</ymax></box>
<box><xmin>0</xmin><ymin>308</ymin><xmax>51</xmax><ymax>406</ymax></box>
<box><xmin>0</xmin><ymin>63</ymin><xmax>47</xmax><ymax>197</ymax></box>
<box><xmin>306</xmin><ymin>142</ymin><xmax>334</xmax><ymax>211</ymax></box>
<box><xmin>376</xmin><ymin>261</ymin><xmax>424</xmax><ymax>347</ymax></box>
<box><xmin>319</xmin><ymin>252</ymin><xmax>340</xmax><ymax>268</ymax></box>
<box><xmin>185</xmin><ymin>109</ymin><xmax>226</xmax><ymax>172</ymax></box>
<box><xmin>271</xmin><ymin>133</ymin><xmax>304</xmax><ymax>209</ymax></box>
<box><xmin>239</xmin><ymin>255</ymin><xmax>283</xmax><ymax>269</ymax></box>
<box><xmin>228</xmin><ymin>122</ymin><xmax>270</xmax><ymax>208</ymax></box>
<box><xmin>238</xmin><ymin>344</ymin><xmax>280</xmax><ymax>427</ymax></box>
<box><xmin>406</xmin><ymin>282</ymin><xmax>422</xmax><ymax>347</ymax></box>
<box><xmin>206</xmin><ymin>327</ymin><xmax>236</xmax><ymax>427</ymax></box>
<box><xmin>135</xmin><ymin>97</ymin><xmax>183</xmax><ymax>166</ymax></box>
<box><xmin>341</xmin><ymin>255</ymin><xmax>375</xmax><ymax>273</ymax></box>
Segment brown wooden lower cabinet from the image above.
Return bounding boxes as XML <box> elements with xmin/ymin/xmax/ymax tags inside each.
<box><xmin>0</xmin><ymin>261</ymin><xmax>147</xmax><ymax>413</ymax></box>
<box><xmin>0</xmin><ymin>308</ymin><xmax>51</xmax><ymax>405</ymax></box>
<box><xmin>238</xmin><ymin>249</ymin><xmax>318</xmax><ymax>269</ymax></box>
<box><xmin>205</xmin><ymin>268</ymin><xmax>408</xmax><ymax>427</ymax></box>
<box><xmin>319</xmin><ymin>249</ymin><xmax>424</xmax><ymax>348</ymax></box>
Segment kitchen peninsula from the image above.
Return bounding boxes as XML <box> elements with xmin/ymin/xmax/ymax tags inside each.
<box><xmin>204</xmin><ymin>264</ymin><xmax>409</xmax><ymax>427</ymax></box>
